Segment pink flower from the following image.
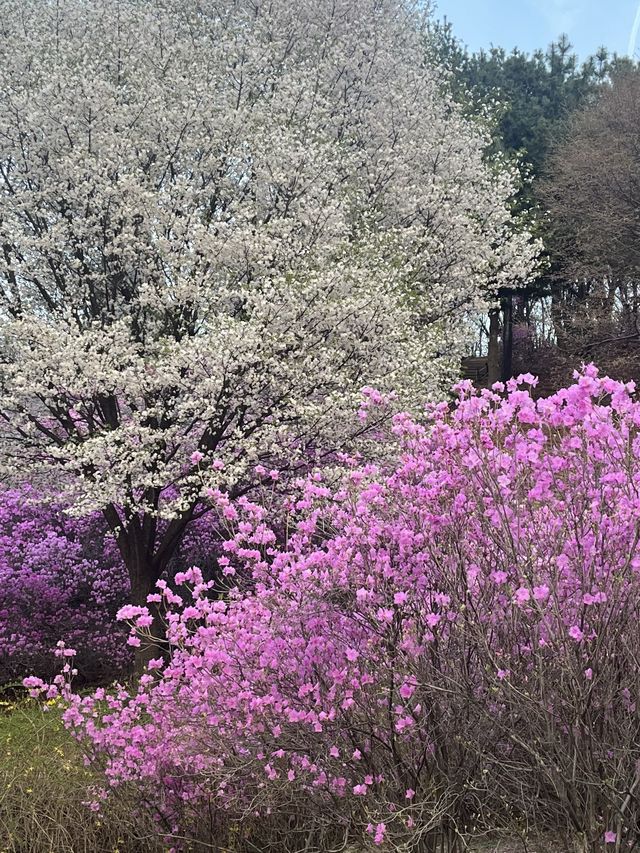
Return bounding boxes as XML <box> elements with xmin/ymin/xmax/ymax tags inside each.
<box><xmin>190</xmin><ymin>450</ymin><xmax>204</xmax><ymax>465</ymax></box>
<box><xmin>533</xmin><ymin>584</ymin><xmax>549</xmax><ymax>601</ymax></box>
<box><xmin>399</xmin><ymin>680</ymin><xmax>416</xmax><ymax>699</ymax></box>
<box><xmin>426</xmin><ymin>612</ymin><xmax>441</xmax><ymax>628</ymax></box>
<box><xmin>604</xmin><ymin>831</ymin><xmax>617</xmax><ymax>844</ymax></box>
<box><xmin>376</xmin><ymin>607</ymin><xmax>394</xmax><ymax>622</ymax></box>
<box><xmin>568</xmin><ymin>625</ymin><xmax>584</xmax><ymax>642</ymax></box>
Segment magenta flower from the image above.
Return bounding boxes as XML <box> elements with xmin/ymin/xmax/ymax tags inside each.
<box><xmin>568</xmin><ymin>625</ymin><xmax>584</xmax><ymax>642</ymax></box>
<box><xmin>374</xmin><ymin>823</ymin><xmax>386</xmax><ymax>845</ymax></box>
<box><xmin>533</xmin><ymin>584</ymin><xmax>550</xmax><ymax>601</ymax></box>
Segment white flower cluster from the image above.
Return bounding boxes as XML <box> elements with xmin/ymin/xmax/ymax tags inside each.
<box><xmin>0</xmin><ymin>0</ymin><xmax>539</xmax><ymax>518</ymax></box>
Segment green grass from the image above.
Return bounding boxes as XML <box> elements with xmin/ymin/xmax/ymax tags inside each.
<box><xmin>0</xmin><ymin>696</ymin><xmax>562</xmax><ymax>853</ymax></box>
<box><xmin>0</xmin><ymin>696</ymin><xmax>164</xmax><ymax>853</ymax></box>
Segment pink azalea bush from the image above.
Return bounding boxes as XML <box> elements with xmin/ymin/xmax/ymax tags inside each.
<box><xmin>32</xmin><ymin>368</ymin><xmax>640</xmax><ymax>851</ymax></box>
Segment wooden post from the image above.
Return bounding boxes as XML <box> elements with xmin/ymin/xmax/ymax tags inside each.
<box><xmin>487</xmin><ymin>308</ymin><xmax>501</xmax><ymax>386</ymax></box>
<box><xmin>501</xmin><ymin>293</ymin><xmax>513</xmax><ymax>383</ymax></box>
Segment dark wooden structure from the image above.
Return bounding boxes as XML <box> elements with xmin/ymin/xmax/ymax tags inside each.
<box><xmin>461</xmin><ymin>356</ymin><xmax>489</xmax><ymax>387</ymax></box>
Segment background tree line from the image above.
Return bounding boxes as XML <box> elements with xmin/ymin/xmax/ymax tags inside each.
<box><xmin>431</xmin><ymin>20</ymin><xmax>640</xmax><ymax>389</ymax></box>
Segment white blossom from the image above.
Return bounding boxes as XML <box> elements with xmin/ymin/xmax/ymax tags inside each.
<box><xmin>0</xmin><ymin>0</ymin><xmax>539</xmax><ymax>531</ymax></box>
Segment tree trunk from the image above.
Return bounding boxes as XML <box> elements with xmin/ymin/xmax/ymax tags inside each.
<box><xmin>487</xmin><ymin>308</ymin><xmax>501</xmax><ymax>386</ymax></box>
<box><xmin>103</xmin><ymin>505</ymin><xmax>179</xmax><ymax>674</ymax></box>
<box><xmin>128</xmin><ymin>556</ymin><xmax>165</xmax><ymax>674</ymax></box>
<box><xmin>551</xmin><ymin>282</ymin><xmax>570</xmax><ymax>353</ymax></box>
<box><xmin>103</xmin><ymin>502</ymin><xmax>209</xmax><ymax>674</ymax></box>
<box><xmin>501</xmin><ymin>293</ymin><xmax>514</xmax><ymax>383</ymax></box>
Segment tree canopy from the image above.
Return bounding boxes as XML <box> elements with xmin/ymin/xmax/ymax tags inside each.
<box><xmin>0</xmin><ymin>0</ymin><xmax>538</xmax><ymax>617</ymax></box>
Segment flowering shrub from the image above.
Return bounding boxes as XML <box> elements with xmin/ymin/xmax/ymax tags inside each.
<box><xmin>0</xmin><ymin>488</ymin><xmax>228</xmax><ymax>685</ymax></box>
<box><xmin>34</xmin><ymin>369</ymin><xmax>640</xmax><ymax>851</ymax></box>
<box><xmin>0</xmin><ymin>488</ymin><xmax>131</xmax><ymax>684</ymax></box>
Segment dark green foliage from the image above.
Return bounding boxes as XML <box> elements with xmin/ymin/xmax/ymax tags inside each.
<box><xmin>428</xmin><ymin>18</ymin><xmax>639</xmax><ymax>383</ymax></box>
<box><xmin>429</xmin><ymin>20</ymin><xmax>635</xmax><ymax>180</ymax></box>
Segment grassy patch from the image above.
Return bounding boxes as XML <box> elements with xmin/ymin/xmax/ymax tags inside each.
<box><xmin>0</xmin><ymin>697</ymin><xmax>565</xmax><ymax>852</ymax></box>
<box><xmin>0</xmin><ymin>696</ymin><xmax>163</xmax><ymax>853</ymax></box>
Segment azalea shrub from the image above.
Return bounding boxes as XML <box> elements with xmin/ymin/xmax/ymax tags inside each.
<box><xmin>0</xmin><ymin>488</ymin><xmax>131</xmax><ymax>685</ymax></box>
<box><xmin>33</xmin><ymin>369</ymin><xmax>640</xmax><ymax>852</ymax></box>
<box><xmin>0</xmin><ymin>488</ymin><xmax>226</xmax><ymax>686</ymax></box>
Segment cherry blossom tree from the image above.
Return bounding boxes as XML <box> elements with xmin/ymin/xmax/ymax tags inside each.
<box><xmin>0</xmin><ymin>0</ymin><xmax>539</xmax><ymax>622</ymax></box>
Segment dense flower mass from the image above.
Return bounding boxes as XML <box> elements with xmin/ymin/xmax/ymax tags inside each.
<box><xmin>33</xmin><ymin>368</ymin><xmax>640</xmax><ymax>851</ymax></box>
<box><xmin>0</xmin><ymin>489</ymin><xmax>226</xmax><ymax>684</ymax></box>
<box><xmin>0</xmin><ymin>488</ymin><xmax>130</xmax><ymax>684</ymax></box>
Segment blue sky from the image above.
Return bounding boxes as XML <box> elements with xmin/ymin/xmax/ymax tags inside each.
<box><xmin>433</xmin><ymin>0</ymin><xmax>640</xmax><ymax>62</ymax></box>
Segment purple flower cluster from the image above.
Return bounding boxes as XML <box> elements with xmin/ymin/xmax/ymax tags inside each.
<box><xmin>0</xmin><ymin>487</ymin><xmax>131</xmax><ymax>684</ymax></box>
<box><xmin>1</xmin><ymin>486</ymin><xmax>227</xmax><ymax>685</ymax></box>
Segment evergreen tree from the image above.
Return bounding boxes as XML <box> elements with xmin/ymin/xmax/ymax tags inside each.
<box><xmin>428</xmin><ymin>19</ymin><xmax>637</xmax><ymax>381</ymax></box>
